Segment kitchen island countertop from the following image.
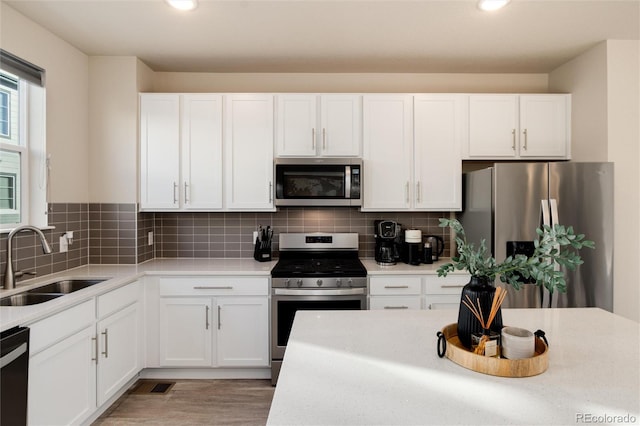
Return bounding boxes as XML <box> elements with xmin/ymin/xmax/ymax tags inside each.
<box><xmin>268</xmin><ymin>308</ymin><xmax>640</xmax><ymax>425</ymax></box>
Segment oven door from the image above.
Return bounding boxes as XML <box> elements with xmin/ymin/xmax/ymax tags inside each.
<box><xmin>271</xmin><ymin>287</ymin><xmax>366</xmax><ymax>382</ymax></box>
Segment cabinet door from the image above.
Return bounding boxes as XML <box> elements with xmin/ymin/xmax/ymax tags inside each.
<box><xmin>414</xmin><ymin>94</ymin><xmax>465</xmax><ymax>210</ymax></box>
<box><xmin>216</xmin><ymin>297</ymin><xmax>269</xmax><ymax>367</ymax></box>
<box><xmin>519</xmin><ymin>95</ymin><xmax>569</xmax><ymax>158</ymax></box>
<box><xmin>225</xmin><ymin>94</ymin><xmax>275</xmax><ymax>210</ymax></box>
<box><xmin>140</xmin><ymin>94</ymin><xmax>181</xmax><ymax>210</ymax></box>
<box><xmin>28</xmin><ymin>326</ymin><xmax>96</xmax><ymax>426</ymax></box>
<box><xmin>97</xmin><ymin>302</ymin><xmax>142</xmax><ymax>406</ymax></box>
<box><xmin>362</xmin><ymin>95</ymin><xmax>413</xmax><ymax>210</ymax></box>
<box><xmin>320</xmin><ymin>95</ymin><xmax>362</xmax><ymax>156</ymax></box>
<box><xmin>159</xmin><ymin>297</ymin><xmax>213</xmax><ymax>367</ymax></box>
<box><xmin>276</xmin><ymin>94</ymin><xmax>318</xmax><ymax>157</ymax></box>
<box><xmin>181</xmin><ymin>94</ymin><xmax>223</xmax><ymax>209</ymax></box>
<box><xmin>369</xmin><ymin>296</ymin><xmax>422</xmax><ymax>310</ymax></box>
<box><xmin>468</xmin><ymin>95</ymin><xmax>518</xmax><ymax>158</ymax></box>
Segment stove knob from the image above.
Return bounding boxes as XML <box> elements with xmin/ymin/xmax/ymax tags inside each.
<box><xmin>284</xmin><ymin>279</ymin><xmax>290</xmax><ymax>288</ymax></box>
<box><xmin>316</xmin><ymin>279</ymin><xmax>323</xmax><ymax>287</ymax></box>
<box><xmin>336</xmin><ymin>279</ymin><xmax>342</xmax><ymax>287</ymax></box>
<box><xmin>347</xmin><ymin>278</ymin><xmax>353</xmax><ymax>287</ymax></box>
<box><xmin>297</xmin><ymin>279</ymin><xmax>303</xmax><ymax>288</ymax></box>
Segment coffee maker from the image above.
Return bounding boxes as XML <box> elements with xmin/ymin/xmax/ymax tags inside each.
<box><xmin>374</xmin><ymin>220</ymin><xmax>401</xmax><ymax>265</ymax></box>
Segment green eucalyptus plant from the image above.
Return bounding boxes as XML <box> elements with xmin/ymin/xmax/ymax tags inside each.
<box><xmin>437</xmin><ymin>218</ymin><xmax>595</xmax><ymax>295</ymax></box>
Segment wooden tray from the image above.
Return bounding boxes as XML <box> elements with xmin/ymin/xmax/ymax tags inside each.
<box><xmin>440</xmin><ymin>323</ymin><xmax>549</xmax><ymax>378</ymax></box>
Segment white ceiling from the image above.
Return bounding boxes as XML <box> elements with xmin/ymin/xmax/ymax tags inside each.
<box><xmin>4</xmin><ymin>0</ymin><xmax>639</xmax><ymax>73</ymax></box>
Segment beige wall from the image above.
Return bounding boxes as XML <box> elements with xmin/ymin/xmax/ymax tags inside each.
<box><xmin>1</xmin><ymin>3</ymin><xmax>90</xmax><ymax>203</ymax></box>
<box><xmin>88</xmin><ymin>57</ymin><xmax>139</xmax><ymax>203</ymax></box>
<box><xmin>152</xmin><ymin>72</ymin><xmax>548</xmax><ymax>94</ymax></box>
<box><xmin>550</xmin><ymin>41</ymin><xmax>640</xmax><ymax>323</ymax></box>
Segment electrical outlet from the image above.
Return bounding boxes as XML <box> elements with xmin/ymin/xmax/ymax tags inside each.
<box><xmin>148</xmin><ymin>231</ymin><xmax>154</xmax><ymax>246</ymax></box>
<box><xmin>59</xmin><ymin>235</ymin><xmax>68</xmax><ymax>253</ymax></box>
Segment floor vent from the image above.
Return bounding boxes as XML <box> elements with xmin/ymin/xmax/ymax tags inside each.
<box><xmin>131</xmin><ymin>380</ymin><xmax>176</xmax><ymax>395</ymax></box>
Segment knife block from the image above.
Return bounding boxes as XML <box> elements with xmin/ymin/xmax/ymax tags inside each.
<box><xmin>253</xmin><ymin>239</ymin><xmax>272</xmax><ymax>262</ymax></box>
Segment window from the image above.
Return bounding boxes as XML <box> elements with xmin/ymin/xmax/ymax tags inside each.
<box><xmin>0</xmin><ymin>91</ymin><xmax>9</xmax><ymax>138</ymax></box>
<box><xmin>0</xmin><ymin>50</ymin><xmax>46</xmax><ymax>229</ymax></box>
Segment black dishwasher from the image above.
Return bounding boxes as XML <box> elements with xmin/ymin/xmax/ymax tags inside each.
<box><xmin>1</xmin><ymin>326</ymin><xmax>30</xmax><ymax>425</ymax></box>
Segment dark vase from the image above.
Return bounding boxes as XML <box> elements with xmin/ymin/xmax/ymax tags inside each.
<box><xmin>457</xmin><ymin>276</ymin><xmax>503</xmax><ymax>349</ymax></box>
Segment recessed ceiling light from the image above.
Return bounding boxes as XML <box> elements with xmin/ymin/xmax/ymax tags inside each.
<box><xmin>166</xmin><ymin>0</ymin><xmax>198</xmax><ymax>11</ymax></box>
<box><xmin>477</xmin><ymin>0</ymin><xmax>511</xmax><ymax>11</ymax></box>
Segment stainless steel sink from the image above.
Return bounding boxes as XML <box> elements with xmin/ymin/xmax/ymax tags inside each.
<box><xmin>0</xmin><ymin>293</ymin><xmax>64</xmax><ymax>306</ymax></box>
<box><xmin>28</xmin><ymin>279</ymin><xmax>107</xmax><ymax>294</ymax></box>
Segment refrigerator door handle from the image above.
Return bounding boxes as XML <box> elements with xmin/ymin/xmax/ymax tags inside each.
<box><xmin>549</xmin><ymin>198</ymin><xmax>559</xmax><ymax>227</ymax></box>
<box><xmin>540</xmin><ymin>199</ymin><xmax>551</xmax><ymax>228</ymax></box>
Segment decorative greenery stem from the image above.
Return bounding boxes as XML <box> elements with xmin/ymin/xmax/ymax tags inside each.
<box><xmin>437</xmin><ymin>218</ymin><xmax>595</xmax><ymax>295</ymax></box>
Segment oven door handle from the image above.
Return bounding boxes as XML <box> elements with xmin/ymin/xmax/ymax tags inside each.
<box><xmin>273</xmin><ymin>288</ymin><xmax>366</xmax><ymax>296</ymax></box>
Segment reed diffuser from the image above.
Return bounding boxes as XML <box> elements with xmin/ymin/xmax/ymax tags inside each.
<box><xmin>462</xmin><ymin>287</ymin><xmax>507</xmax><ymax>356</ymax></box>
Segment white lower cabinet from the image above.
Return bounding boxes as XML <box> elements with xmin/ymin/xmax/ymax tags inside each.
<box><xmin>158</xmin><ymin>277</ymin><xmax>270</xmax><ymax>368</ymax></box>
<box><xmin>28</xmin><ymin>326</ymin><xmax>96</xmax><ymax>426</ymax></box>
<box><xmin>97</xmin><ymin>302</ymin><xmax>142</xmax><ymax>406</ymax></box>
<box><xmin>217</xmin><ymin>297</ymin><xmax>269</xmax><ymax>367</ymax></box>
<box><xmin>159</xmin><ymin>297</ymin><xmax>214</xmax><ymax>366</ymax></box>
<box><xmin>26</xmin><ymin>282</ymin><xmax>142</xmax><ymax>426</ymax></box>
<box><xmin>368</xmin><ymin>273</ymin><xmax>470</xmax><ymax>312</ymax></box>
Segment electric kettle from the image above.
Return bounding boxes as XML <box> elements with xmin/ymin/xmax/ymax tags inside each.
<box><xmin>423</xmin><ymin>235</ymin><xmax>445</xmax><ymax>262</ymax></box>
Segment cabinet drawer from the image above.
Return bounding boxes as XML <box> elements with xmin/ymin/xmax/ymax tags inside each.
<box><xmin>29</xmin><ymin>300</ymin><xmax>95</xmax><ymax>355</ymax></box>
<box><xmin>98</xmin><ymin>280</ymin><xmax>141</xmax><ymax>319</ymax></box>
<box><xmin>369</xmin><ymin>296</ymin><xmax>421</xmax><ymax>310</ymax></box>
<box><xmin>423</xmin><ymin>274</ymin><xmax>470</xmax><ymax>295</ymax></box>
<box><xmin>369</xmin><ymin>276</ymin><xmax>421</xmax><ymax>295</ymax></box>
<box><xmin>424</xmin><ymin>294</ymin><xmax>460</xmax><ymax>311</ymax></box>
<box><xmin>159</xmin><ymin>277</ymin><xmax>269</xmax><ymax>296</ymax></box>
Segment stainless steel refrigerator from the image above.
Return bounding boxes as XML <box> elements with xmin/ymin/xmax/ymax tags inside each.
<box><xmin>459</xmin><ymin>162</ymin><xmax>613</xmax><ymax>310</ymax></box>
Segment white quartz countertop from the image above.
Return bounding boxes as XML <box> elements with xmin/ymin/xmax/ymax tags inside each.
<box><xmin>267</xmin><ymin>308</ymin><xmax>640</xmax><ymax>426</ymax></box>
<box><xmin>361</xmin><ymin>258</ymin><xmax>463</xmax><ymax>275</ymax></box>
<box><xmin>0</xmin><ymin>258</ymin><xmax>277</xmax><ymax>331</ymax></box>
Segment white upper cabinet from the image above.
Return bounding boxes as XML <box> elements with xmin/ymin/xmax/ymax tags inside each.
<box><xmin>362</xmin><ymin>95</ymin><xmax>413</xmax><ymax>210</ymax></box>
<box><xmin>276</xmin><ymin>94</ymin><xmax>361</xmax><ymax>157</ymax></box>
<box><xmin>414</xmin><ymin>94</ymin><xmax>465</xmax><ymax>211</ymax></box>
<box><xmin>181</xmin><ymin>94</ymin><xmax>224</xmax><ymax>209</ymax></box>
<box><xmin>362</xmin><ymin>94</ymin><xmax>464</xmax><ymax>211</ymax></box>
<box><xmin>224</xmin><ymin>94</ymin><xmax>275</xmax><ymax>210</ymax></box>
<box><xmin>140</xmin><ymin>94</ymin><xmax>181</xmax><ymax>210</ymax></box>
<box><xmin>466</xmin><ymin>94</ymin><xmax>570</xmax><ymax>159</ymax></box>
<box><xmin>519</xmin><ymin>95</ymin><xmax>570</xmax><ymax>158</ymax></box>
<box><xmin>140</xmin><ymin>94</ymin><xmax>223</xmax><ymax>211</ymax></box>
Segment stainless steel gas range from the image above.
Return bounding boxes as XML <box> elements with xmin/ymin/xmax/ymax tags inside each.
<box><xmin>270</xmin><ymin>233</ymin><xmax>367</xmax><ymax>385</ymax></box>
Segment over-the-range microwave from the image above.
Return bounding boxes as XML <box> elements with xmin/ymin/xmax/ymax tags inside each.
<box><xmin>274</xmin><ymin>158</ymin><xmax>362</xmax><ymax>207</ymax></box>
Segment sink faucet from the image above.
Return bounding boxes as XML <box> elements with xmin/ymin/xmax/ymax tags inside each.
<box><xmin>3</xmin><ymin>225</ymin><xmax>53</xmax><ymax>290</ymax></box>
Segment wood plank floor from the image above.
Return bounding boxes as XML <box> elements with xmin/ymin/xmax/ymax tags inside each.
<box><xmin>93</xmin><ymin>379</ymin><xmax>275</xmax><ymax>425</ymax></box>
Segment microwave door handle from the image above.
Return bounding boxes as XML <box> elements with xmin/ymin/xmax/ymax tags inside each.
<box><xmin>345</xmin><ymin>166</ymin><xmax>351</xmax><ymax>199</ymax></box>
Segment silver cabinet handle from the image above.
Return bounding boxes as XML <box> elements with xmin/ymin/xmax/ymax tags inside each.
<box><xmin>173</xmin><ymin>182</ymin><xmax>178</xmax><ymax>204</ymax></box>
<box><xmin>193</xmin><ymin>286</ymin><xmax>233</xmax><ymax>290</ymax></box>
<box><xmin>91</xmin><ymin>336</ymin><xmax>98</xmax><ymax>363</ymax></box>
<box><xmin>511</xmin><ymin>129</ymin><xmax>516</xmax><ymax>150</ymax></box>
<box><xmin>441</xmin><ymin>284</ymin><xmax>465</xmax><ymax>289</ymax></box>
<box><xmin>101</xmin><ymin>329</ymin><xmax>109</xmax><ymax>358</ymax></box>
<box><xmin>416</xmin><ymin>182</ymin><xmax>421</xmax><ymax>203</ymax></box>
<box><xmin>184</xmin><ymin>182</ymin><xmax>190</xmax><ymax>204</ymax></box>
<box><xmin>269</xmin><ymin>181</ymin><xmax>273</xmax><ymax>203</ymax></box>
<box><xmin>405</xmin><ymin>182</ymin><xmax>410</xmax><ymax>203</ymax></box>
<box><xmin>217</xmin><ymin>305</ymin><xmax>221</xmax><ymax>330</ymax></box>
<box><xmin>383</xmin><ymin>306</ymin><xmax>409</xmax><ymax>310</ymax></box>
<box><xmin>384</xmin><ymin>285</ymin><xmax>409</xmax><ymax>289</ymax></box>
<box><xmin>322</xmin><ymin>128</ymin><xmax>326</xmax><ymax>150</ymax></box>
<box><xmin>205</xmin><ymin>305</ymin><xmax>210</xmax><ymax>330</ymax></box>
<box><xmin>312</xmin><ymin>128</ymin><xmax>316</xmax><ymax>149</ymax></box>
<box><xmin>523</xmin><ymin>128</ymin><xmax>528</xmax><ymax>150</ymax></box>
